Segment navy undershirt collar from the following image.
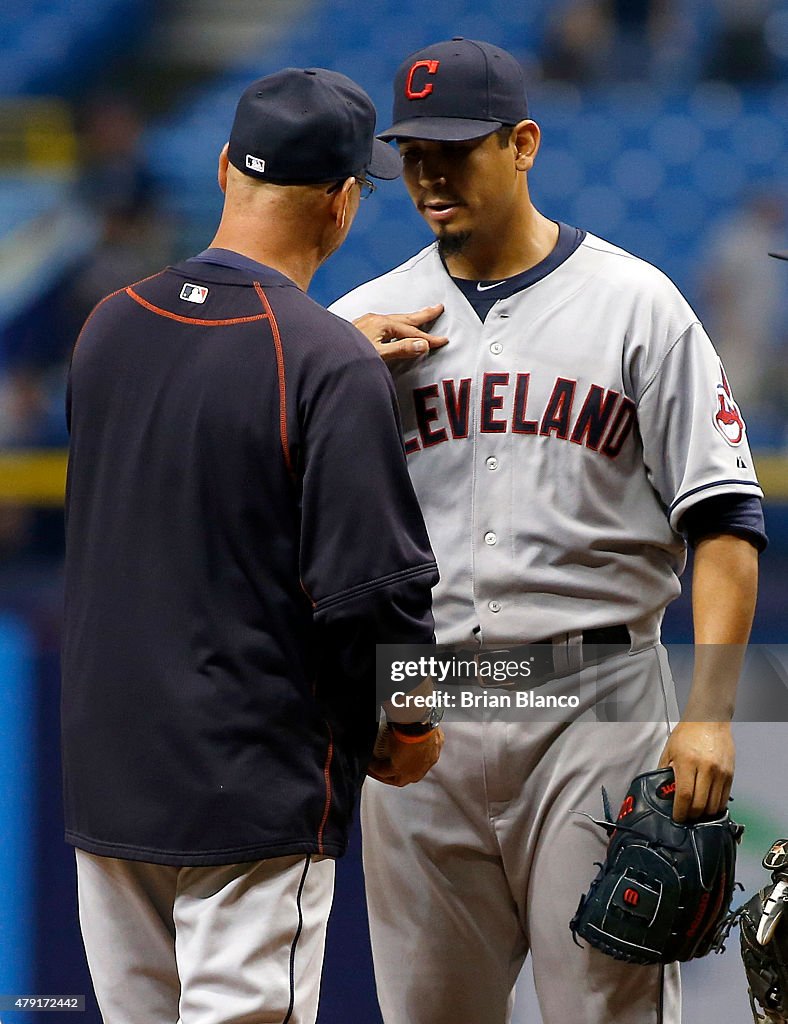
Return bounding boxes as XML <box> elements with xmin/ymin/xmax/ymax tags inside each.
<box><xmin>187</xmin><ymin>247</ymin><xmax>297</xmax><ymax>288</ymax></box>
<box><xmin>450</xmin><ymin>222</ymin><xmax>586</xmax><ymax>321</ymax></box>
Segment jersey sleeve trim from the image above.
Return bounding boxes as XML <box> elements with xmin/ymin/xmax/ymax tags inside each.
<box><xmin>668</xmin><ymin>480</ymin><xmax>764</xmax><ymax>526</ymax></box>
<box><xmin>313</xmin><ymin>562</ymin><xmax>439</xmax><ymax>616</ymax></box>
<box><xmin>680</xmin><ymin>493</ymin><xmax>767</xmax><ymax>551</ymax></box>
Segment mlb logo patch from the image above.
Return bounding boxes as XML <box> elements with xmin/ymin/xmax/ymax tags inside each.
<box><xmin>245</xmin><ymin>154</ymin><xmax>266</xmax><ymax>173</ymax></box>
<box><xmin>180</xmin><ymin>283</ymin><xmax>209</xmax><ymax>304</ymax></box>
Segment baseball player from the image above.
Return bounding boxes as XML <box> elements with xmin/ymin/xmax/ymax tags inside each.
<box><xmin>62</xmin><ymin>68</ymin><xmax>443</xmax><ymax>1024</ymax></box>
<box><xmin>330</xmin><ymin>38</ymin><xmax>766</xmax><ymax>1024</ymax></box>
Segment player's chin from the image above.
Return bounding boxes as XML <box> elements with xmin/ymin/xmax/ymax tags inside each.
<box><xmin>436</xmin><ymin>228</ymin><xmax>472</xmax><ymax>258</ymax></box>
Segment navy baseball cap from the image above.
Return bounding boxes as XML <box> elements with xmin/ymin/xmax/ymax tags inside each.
<box><xmin>379</xmin><ymin>38</ymin><xmax>528</xmax><ymax>142</ymax></box>
<box><xmin>228</xmin><ymin>68</ymin><xmax>401</xmax><ymax>184</ymax></box>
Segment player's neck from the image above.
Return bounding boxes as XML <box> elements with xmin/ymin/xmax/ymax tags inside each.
<box><xmin>443</xmin><ymin>208</ymin><xmax>559</xmax><ymax>282</ymax></box>
<box><xmin>210</xmin><ymin>200</ymin><xmax>325</xmax><ymax>291</ymax></box>
<box><xmin>209</xmin><ymin>227</ymin><xmax>317</xmax><ymax>291</ymax></box>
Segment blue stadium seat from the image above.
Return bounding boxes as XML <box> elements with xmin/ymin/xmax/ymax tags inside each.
<box><xmin>0</xmin><ymin>0</ymin><xmax>150</xmax><ymax>95</ymax></box>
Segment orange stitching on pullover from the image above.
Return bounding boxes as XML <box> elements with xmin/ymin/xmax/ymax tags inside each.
<box><xmin>125</xmin><ymin>287</ymin><xmax>269</xmax><ymax>326</ymax></box>
<box><xmin>317</xmin><ymin>730</ymin><xmax>334</xmax><ymax>854</ymax></box>
<box><xmin>253</xmin><ymin>282</ymin><xmax>294</xmax><ymax>478</ymax></box>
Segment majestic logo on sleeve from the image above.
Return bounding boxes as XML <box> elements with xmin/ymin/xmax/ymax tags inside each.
<box><xmin>713</xmin><ymin>363</ymin><xmax>745</xmax><ymax>447</ymax></box>
<box><xmin>405</xmin><ymin>60</ymin><xmax>440</xmax><ymax>99</ymax></box>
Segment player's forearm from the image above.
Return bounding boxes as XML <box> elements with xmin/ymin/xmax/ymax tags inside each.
<box><xmin>684</xmin><ymin>533</ymin><xmax>759</xmax><ymax>721</ymax></box>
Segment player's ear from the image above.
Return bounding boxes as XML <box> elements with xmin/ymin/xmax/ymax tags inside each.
<box><xmin>328</xmin><ymin>176</ymin><xmax>356</xmax><ymax>231</ymax></box>
<box><xmin>218</xmin><ymin>143</ymin><xmax>230</xmax><ymax>194</ymax></box>
<box><xmin>513</xmin><ymin>120</ymin><xmax>540</xmax><ymax>172</ymax></box>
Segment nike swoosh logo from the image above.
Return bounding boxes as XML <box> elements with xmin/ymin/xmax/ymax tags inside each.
<box><xmin>476</xmin><ymin>281</ymin><xmax>506</xmax><ymax>292</ymax></box>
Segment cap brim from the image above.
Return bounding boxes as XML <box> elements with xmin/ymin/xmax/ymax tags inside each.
<box><xmin>367</xmin><ymin>138</ymin><xmax>402</xmax><ymax>179</ymax></box>
<box><xmin>378</xmin><ymin>117</ymin><xmax>503</xmax><ymax>142</ymax></box>
<box><xmin>769</xmin><ymin>250</ymin><xmax>788</xmax><ymax>260</ymax></box>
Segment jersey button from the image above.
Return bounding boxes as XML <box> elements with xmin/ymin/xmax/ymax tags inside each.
<box><xmin>486</xmin><ymin>456</ymin><xmax>499</xmax><ymax>471</ymax></box>
<box><xmin>484</xmin><ymin>531</ymin><xmax>497</xmax><ymax>546</ymax></box>
<box><xmin>489</xmin><ymin>600</ymin><xmax>502</xmax><ymax>613</ymax></box>
<box><xmin>490</xmin><ymin>342</ymin><xmax>503</xmax><ymax>355</ymax></box>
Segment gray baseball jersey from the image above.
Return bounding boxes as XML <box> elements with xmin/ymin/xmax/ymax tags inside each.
<box><xmin>331</xmin><ymin>231</ymin><xmax>762</xmax><ymax>648</ymax></box>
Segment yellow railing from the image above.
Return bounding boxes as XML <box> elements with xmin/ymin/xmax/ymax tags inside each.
<box><xmin>751</xmin><ymin>454</ymin><xmax>788</xmax><ymax>501</ymax></box>
<box><xmin>0</xmin><ymin>450</ymin><xmax>68</xmax><ymax>506</ymax></box>
<box><xmin>0</xmin><ymin>449</ymin><xmax>786</xmax><ymax>507</ymax></box>
<box><xmin>0</xmin><ymin>98</ymin><xmax>76</xmax><ymax>170</ymax></box>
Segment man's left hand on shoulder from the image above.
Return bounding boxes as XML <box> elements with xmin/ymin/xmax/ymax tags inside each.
<box><xmin>658</xmin><ymin>720</ymin><xmax>735</xmax><ymax>823</ymax></box>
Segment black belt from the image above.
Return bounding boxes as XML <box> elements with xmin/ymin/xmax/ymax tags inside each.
<box><xmin>448</xmin><ymin>624</ymin><xmax>631</xmax><ymax>687</ymax></box>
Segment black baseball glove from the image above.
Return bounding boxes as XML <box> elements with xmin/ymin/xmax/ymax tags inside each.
<box><xmin>735</xmin><ymin>840</ymin><xmax>788</xmax><ymax>1023</ymax></box>
<box><xmin>569</xmin><ymin>766</ymin><xmax>744</xmax><ymax>964</ymax></box>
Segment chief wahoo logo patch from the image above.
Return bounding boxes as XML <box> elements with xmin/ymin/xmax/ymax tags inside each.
<box><xmin>713</xmin><ymin>362</ymin><xmax>745</xmax><ymax>447</ymax></box>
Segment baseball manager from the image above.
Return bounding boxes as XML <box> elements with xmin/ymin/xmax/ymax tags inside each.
<box><xmin>62</xmin><ymin>68</ymin><xmax>441</xmax><ymax>1024</ymax></box>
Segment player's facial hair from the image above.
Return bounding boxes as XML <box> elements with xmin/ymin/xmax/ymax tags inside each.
<box><xmin>438</xmin><ymin>230</ymin><xmax>472</xmax><ymax>259</ymax></box>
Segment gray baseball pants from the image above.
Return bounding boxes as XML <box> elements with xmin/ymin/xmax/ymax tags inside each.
<box><xmin>362</xmin><ymin>644</ymin><xmax>682</xmax><ymax>1024</ymax></box>
<box><xmin>76</xmin><ymin>850</ymin><xmax>334</xmax><ymax>1024</ymax></box>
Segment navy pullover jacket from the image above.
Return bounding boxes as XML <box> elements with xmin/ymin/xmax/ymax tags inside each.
<box><xmin>62</xmin><ymin>258</ymin><xmax>438</xmax><ymax>865</ymax></box>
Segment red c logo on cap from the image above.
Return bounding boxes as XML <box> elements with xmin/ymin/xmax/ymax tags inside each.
<box><xmin>405</xmin><ymin>60</ymin><xmax>440</xmax><ymax>100</ymax></box>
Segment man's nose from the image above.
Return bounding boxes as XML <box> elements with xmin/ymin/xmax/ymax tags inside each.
<box><xmin>418</xmin><ymin>157</ymin><xmax>447</xmax><ymax>189</ymax></box>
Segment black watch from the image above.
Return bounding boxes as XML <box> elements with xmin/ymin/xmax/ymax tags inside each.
<box><xmin>390</xmin><ymin>705</ymin><xmax>444</xmax><ymax>736</ymax></box>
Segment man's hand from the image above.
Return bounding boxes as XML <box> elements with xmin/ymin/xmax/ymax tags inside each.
<box><xmin>658</xmin><ymin>720</ymin><xmax>735</xmax><ymax>822</ymax></box>
<box><xmin>367</xmin><ymin>725</ymin><xmax>444</xmax><ymax>787</ymax></box>
<box><xmin>352</xmin><ymin>304</ymin><xmax>448</xmax><ymax>362</ymax></box>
